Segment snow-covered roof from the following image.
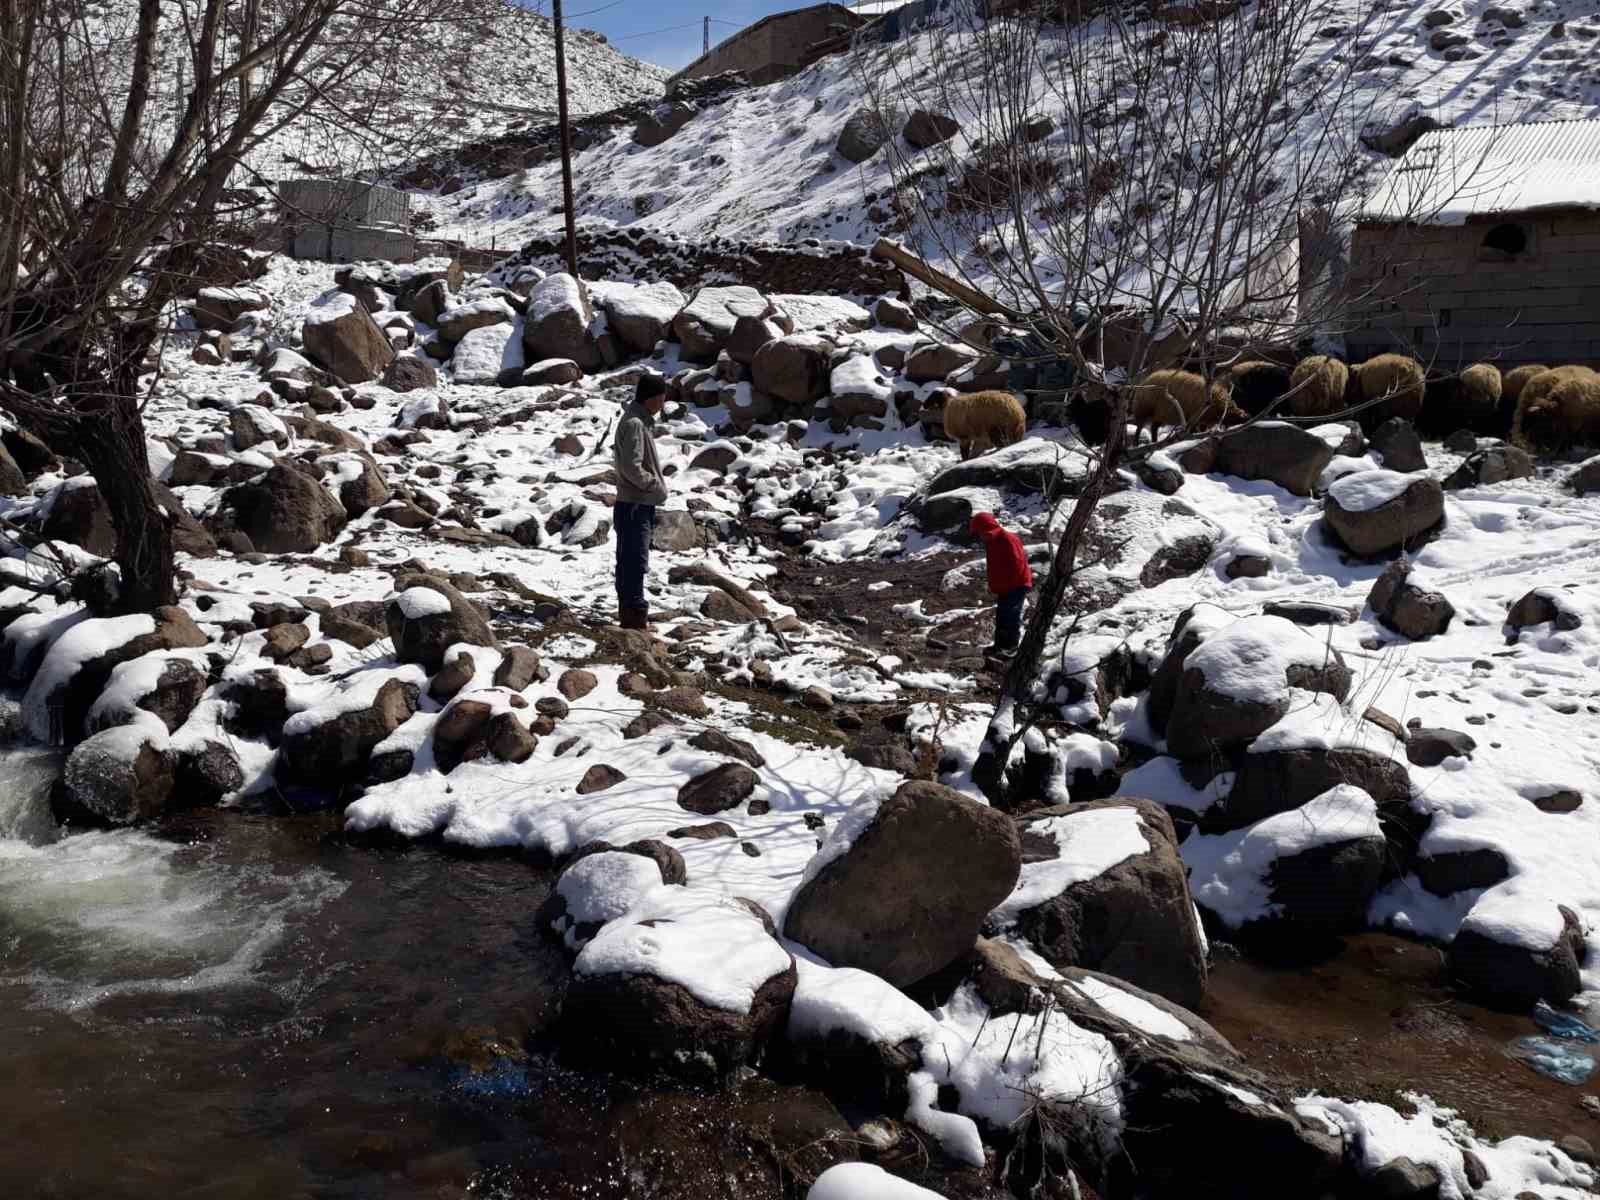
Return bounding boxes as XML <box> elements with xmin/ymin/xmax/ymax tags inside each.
<box><xmin>1360</xmin><ymin>119</ymin><xmax>1600</xmax><ymax>226</ymax></box>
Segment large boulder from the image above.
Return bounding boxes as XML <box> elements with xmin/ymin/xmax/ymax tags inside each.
<box><xmin>903</xmin><ymin>109</ymin><xmax>960</xmax><ymax>148</ymax></box>
<box><xmin>599</xmin><ymin>280</ymin><xmax>686</xmax><ymax>355</ymax></box>
<box><xmin>213</xmin><ymin>463</ymin><xmax>345</xmax><ymax>554</ymax></box>
<box><xmin>22</xmin><ymin>606</ymin><xmax>208</xmax><ymax>742</ymax></box>
<box><xmin>1507</xmin><ymin>587</ymin><xmax>1583</xmax><ymax>632</ymax></box>
<box><xmin>317</xmin><ymin>452</ymin><xmax>390</xmax><ymax>518</ymax></box>
<box><xmin>85</xmin><ymin>656</ymin><xmax>208</xmax><ymax>736</ymax></box>
<box><xmin>451</xmin><ymin>321</ymin><xmax>522</xmax><ymax>385</ymax></box>
<box><xmin>783</xmin><ymin>780</ymin><xmax>1022</xmax><ymax>988</ymax></box>
<box><xmin>1211</xmin><ymin>423</ymin><xmax>1334</xmax><ymax>497</ymax></box>
<box><xmin>380</xmin><ymin>353</ymin><xmax>438</xmax><ymax>393</ymax></box>
<box><xmin>278</xmin><ymin>674</ymin><xmax>420</xmax><ymax>783</ymax></box>
<box><xmin>1444</xmin><ymin>443</ymin><xmax>1534</xmax><ymax>489</ymax></box>
<box><xmin>632</xmin><ymin>100</ymin><xmax>697</xmax><ymax>147</ymax></box>
<box><xmin>836</xmin><ymin>106</ymin><xmax>895</xmax><ymax>163</ymax></box>
<box><xmin>1448</xmin><ymin>894</ymin><xmax>1585</xmax><ymax>1010</ymax></box>
<box><xmin>904</xmin><ymin>341</ymin><xmax>979</xmax><ymax>383</ymax></box>
<box><xmin>991</xmin><ymin>798</ymin><xmax>1208</xmax><ymax>1007</ymax></box>
<box><xmin>1368</xmin><ymin>418</ymin><xmax>1426</xmax><ymax>472</ymax></box>
<box><xmin>229</xmin><ymin>404</ymin><xmax>289</xmax><ymax>451</ymax></box>
<box><xmin>751</xmin><ymin>335</ymin><xmax>832</xmax><ymax>407</ymax></box>
<box><xmin>672</xmin><ymin>286</ymin><xmax>772</xmax><ymax>363</ymax></box>
<box><xmin>0</xmin><ymin>443</ymin><xmax>28</xmax><ymax>496</ymax></box>
<box><xmin>522</xmin><ymin>273</ymin><xmax>604</xmax><ymax>370</ymax></box>
<box><xmin>39</xmin><ymin>476</ymin><xmax>216</xmax><ymax>560</ymax></box>
<box><xmin>1323</xmin><ymin>470</ymin><xmax>1444</xmax><ymax>556</ymax></box>
<box><xmin>677</xmin><ymin>762</ymin><xmax>759</xmax><ymax>814</ymax></box>
<box><xmin>59</xmin><ymin>726</ymin><xmax>175</xmax><ymax>825</ymax></box>
<box><xmin>1568</xmin><ymin>454</ymin><xmax>1600</xmax><ymax>496</ymax></box>
<box><xmin>565</xmin><ymin>892</ymin><xmax>796</xmax><ymax>1084</ymax></box>
<box><xmin>1163</xmin><ymin>615</ymin><xmax>1352</xmax><ymax>758</ymax></box>
<box><xmin>385</xmin><ymin>575</ymin><xmax>498</xmax><ymax>671</ymax></box>
<box><xmin>1367</xmin><ymin>559</ymin><xmax>1454</xmax><ymax>639</ymax></box>
<box><xmin>434</xmin><ymin>296</ymin><xmax>515</xmax><ymax>343</ymax></box>
<box><xmin>301</xmin><ymin>292</ymin><xmax>394</xmax><ymax>383</ymax></box>
<box><xmin>1186</xmin><ymin>785</ymin><xmax>1387</xmax><ymax>939</ymax></box>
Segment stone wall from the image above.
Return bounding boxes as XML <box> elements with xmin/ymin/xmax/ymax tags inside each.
<box><xmin>1348</xmin><ymin>213</ymin><xmax>1600</xmax><ymax>367</ymax></box>
<box><xmin>498</xmin><ymin>226</ymin><xmax>908</xmax><ymax>299</ymax></box>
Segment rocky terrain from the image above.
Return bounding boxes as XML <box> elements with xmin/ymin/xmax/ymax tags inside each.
<box><xmin>2</xmin><ymin>243</ymin><xmax>1598</xmax><ymax>1198</ymax></box>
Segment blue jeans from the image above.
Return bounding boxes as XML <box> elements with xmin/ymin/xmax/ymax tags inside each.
<box><xmin>614</xmin><ymin>501</ymin><xmax>656</xmax><ymax>609</ymax></box>
<box><xmin>995</xmin><ymin>586</ymin><xmax>1029</xmax><ymax>649</ymax></box>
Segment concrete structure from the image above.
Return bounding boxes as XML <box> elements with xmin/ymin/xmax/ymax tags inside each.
<box><xmin>281</xmin><ymin>178</ymin><xmax>417</xmax><ymax>264</ymax></box>
<box><xmin>1348</xmin><ymin>120</ymin><xmax>1600</xmax><ymax>367</ymax></box>
<box><xmin>668</xmin><ymin>4</ymin><xmax>866</xmax><ymax>88</ymax></box>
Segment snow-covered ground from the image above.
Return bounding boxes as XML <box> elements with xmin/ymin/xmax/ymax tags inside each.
<box><xmin>4</xmin><ymin>248</ymin><xmax>1599</xmax><ymax>1196</ymax></box>
<box><xmin>416</xmin><ymin>0</ymin><xmax>1600</xmax><ymax>276</ymax></box>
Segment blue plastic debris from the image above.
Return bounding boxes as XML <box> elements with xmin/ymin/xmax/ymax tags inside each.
<box><xmin>449</xmin><ymin>1057</ymin><xmax>531</xmax><ymax>1100</ymax></box>
<box><xmin>1533</xmin><ymin>1001</ymin><xmax>1600</xmax><ymax>1044</ymax></box>
<box><xmin>1508</xmin><ymin>1035</ymin><xmax>1596</xmax><ymax>1085</ymax></box>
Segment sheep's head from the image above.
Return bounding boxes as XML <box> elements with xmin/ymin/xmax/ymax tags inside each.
<box><xmin>1520</xmin><ymin>396</ymin><xmax>1566</xmax><ymax>454</ymax></box>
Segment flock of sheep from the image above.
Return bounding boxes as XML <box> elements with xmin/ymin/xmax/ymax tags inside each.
<box><xmin>943</xmin><ymin>353</ymin><xmax>1600</xmax><ymax>459</ymax></box>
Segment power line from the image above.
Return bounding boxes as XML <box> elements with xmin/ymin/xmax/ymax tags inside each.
<box><xmin>611</xmin><ymin>20</ymin><xmax>702</xmax><ymax>39</ymax></box>
<box><xmin>564</xmin><ymin>0</ymin><xmax>629</xmax><ymax>18</ymax></box>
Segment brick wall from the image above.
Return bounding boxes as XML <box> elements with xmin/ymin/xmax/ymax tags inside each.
<box><xmin>1348</xmin><ymin>212</ymin><xmax>1600</xmax><ymax>367</ymax></box>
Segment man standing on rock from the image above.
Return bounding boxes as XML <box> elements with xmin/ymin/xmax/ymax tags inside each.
<box><xmin>969</xmin><ymin>511</ymin><xmax>1033</xmax><ymax>656</ymax></box>
<box><xmin>613</xmin><ymin>373</ymin><xmax>669</xmax><ymax>630</ymax></box>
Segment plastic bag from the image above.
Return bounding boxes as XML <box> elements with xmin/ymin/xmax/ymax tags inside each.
<box><xmin>1507</xmin><ymin>1035</ymin><xmax>1596</xmax><ymax>1085</ymax></box>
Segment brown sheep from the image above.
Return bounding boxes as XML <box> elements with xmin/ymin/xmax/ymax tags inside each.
<box><xmin>1353</xmin><ymin>353</ymin><xmax>1426</xmax><ymax>427</ymax></box>
<box><xmin>1458</xmin><ymin>363</ymin><xmax>1503</xmax><ymax>430</ymax></box>
<box><xmin>1126</xmin><ymin>369</ymin><xmax>1238</xmax><ymax>441</ymax></box>
<box><xmin>1285</xmin><ymin>355</ymin><xmax>1349</xmax><ymax>418</ymax></box>
<box><xmin>1512</xmin><ymin>366</ymin><xmax>1600</xmax><ymax>455</ymax></box>
<box><xmin>1224</xmin><ymin>360</ymin><xmax>1293</xmax><ymax>417</ymax></box>
<box><xmin>943</xmin><ymin>389</ymin><xmax>1027</xmax><ymax>461</ymax></box>
<box><xmin>1503</xmin><ymin>364</ymin><xmax>1548</xmax><ymax>405</ymax></box>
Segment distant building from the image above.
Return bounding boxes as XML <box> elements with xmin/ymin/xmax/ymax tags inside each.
<box><xmin>668</xmin><ymin>4</ymin><xmax>868</xmax><ymax>88</ymax></box>
<box><xmin>1348</xmin><ymin>119</ymin><xmax>1600</xmax><ymax>367</ymax></box>
<box><xmin>280</xmin><ymin>178</ymin><xmax>416</xmax><ymax>263</ymax></box>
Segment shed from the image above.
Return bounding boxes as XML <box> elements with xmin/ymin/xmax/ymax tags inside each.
<box><xmin>279</xmin><ymin>178</ymin><xmax>416</xmax><ymax>264</ymax></box>
<box><xmin>668</xmin><ymin>4</ymin><xmax>867</xmax><ymax>88</ymax></box>
<box><xmin>1347</xmin><ymin>119</ymin><xmax>1600</xmax><ymax>368</ymax></box>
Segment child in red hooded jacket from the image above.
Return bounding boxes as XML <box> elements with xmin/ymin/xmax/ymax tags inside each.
<box><xmin>969</xmin><ymin>511</ymin><xmax>1033</xmax><ymax>653</ymax></box>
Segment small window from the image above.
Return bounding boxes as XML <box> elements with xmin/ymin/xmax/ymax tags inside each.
<box><xmin>1482</xmin><ymin>222</ymin><xmax>1529</xmax><ymax>256</ymax></box>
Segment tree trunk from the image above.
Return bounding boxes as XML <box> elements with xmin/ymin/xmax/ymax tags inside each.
<box><xmin>73</xmin><ymin>388</ymin><xmax>175</xmax><ymax>614</ymax></box>
<box><xmin>972</xmin><ymin>412</ymin><xmax>1127</xmax><ymax>806</ymax></box>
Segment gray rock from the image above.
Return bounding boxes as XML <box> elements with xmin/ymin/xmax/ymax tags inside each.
<box><xmin>1367</xmin><ymin>559</ymin><xmax>1455</xmax><ymax>639</ymax></box>
<box><xmin>302</xmin><ymin>300</ymin><xmax>394</xmax><ymax>384</ymax></box>
<box><xmin>60</xmin><ymin>727</ymin><xmax>175</xmax><ymax>825</ymax></box>
<box><xmin>1444</xmin><ymin>444</ymin><xmax>1534</xmax><ymax>489</ymax></box>
<box><xmin>1324</xmin><ymin>473</ymin><xmax>1444</xmax><ymax>556</ymax></box>
<box><xmin>999</xmin><ymin>798</ymin><xmax>1207</xmax><ymax>1007</ymax></box>
<box><xmin>1448</xmin><ymin>903</ymin><xmax>1585</xmax><ymax>1010</ymax></box>
<box><xmin>279</xmin><ymin>676</ymin><xmax>419</xmax><ymax>784</ymax></box>
<box><xmin>385</xmin><ymin>575</ymin><xmax>497</xmax><ymax>671</ymax></box>
<box><xmin>1369</xmin><ymin>418</ymin><xmax>1427</xmax><ymax>472</ymax></box>
<box><xmin>903</xmin><ymin>109</ymin><xmax>960</xmax><ymax>148</ymax></box>
<box><xmin>783</xmin><ymin>780</ymin><xmax>1022</xmax><ymax>987</ymax></box>
<box><xmin>678</xmin><ymin>762</ymin><xmax>759</xmax><ymax>814</ymax></box>
<box><xmin>836</xmin><ymin>106</ymin><xmax>895</xmax><ymax>163</ymax></box>
<box><xmin>1405</xmin><ymin>726</ymin><xmax>1476</xmax><ymax>766</ymax></box>
<box><xmin>1213</xmin><ymin>423</ymin><xmax>1334</xmax><ymax>497</ymax></box>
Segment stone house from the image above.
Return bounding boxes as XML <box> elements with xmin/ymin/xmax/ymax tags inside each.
<box><xmin>668</xmin><ymin>4</ymin><xmax>867</xmax><ymax>88</ymax></box>
<box><xmin>1346</xmin><ymin>119</ymin><xmax>1600</xmax><ymax>368</ymax></box>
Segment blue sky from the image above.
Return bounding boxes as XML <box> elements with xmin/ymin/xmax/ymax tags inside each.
<box><xmin>515</xmin><ymin>0</ymin><xmax>833</xmax><ymax>71</ymax></box>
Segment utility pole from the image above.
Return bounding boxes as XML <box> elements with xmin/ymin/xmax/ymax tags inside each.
<box><xmin>703</xmin><ymin>15</ymin><xmax>710</xmax><ymax>53</ymax></box>
<box><xmin>553</xmin><ymin>0</ymin><xmax>580</xmax><ymax>277</ymax></box>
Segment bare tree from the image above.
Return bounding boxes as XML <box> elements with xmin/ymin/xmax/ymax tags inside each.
<box><xmin>851</xmin><ymin>0</ymin><xmax>1419</xmax><ymax>801</ymax></box>
<box><xmin>0</xmin><ymin>0</ymin><xmax>454</xmax><ymax>612</ymax></box>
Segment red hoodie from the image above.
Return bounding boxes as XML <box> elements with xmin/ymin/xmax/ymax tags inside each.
<box><xmin>969</xmin><ymin>512</ymin><xmax>1034</xmax><ymax>594</ymax></box>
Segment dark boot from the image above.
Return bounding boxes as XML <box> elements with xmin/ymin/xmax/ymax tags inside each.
<box><xmin>619</xmin><ymin>605</ymin><xmax>649</xmax><ymax>630</ymax></box>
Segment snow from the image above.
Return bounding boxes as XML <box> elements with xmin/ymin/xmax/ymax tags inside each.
<box><xmin>1184</xmin><ymin>785</ymin><xmax>1383</xmax><ymax>929</ymax></box>
<box><xmin>302</xmin><ymin>291</ymin><xmax>357</xmax><ymax>326</ymax></box>
<box><xmin>1116</xmin><ymin>756</ymin><xmax>1233</xmax><ymax>816</ymax></box>
<box><xmin>573</xmin><ymin>890</ymin><xmax>791</xmax><ymax>1015</ymax></box>
<box><xmin>1327</xmin><ymin>468</ymin><xmax>1421</xmax><ymax>513</ymax></box>
<box><xmin>1300</xmin><ymin>1092</ymin><xmax>1596</xmax><ymax>1200</ymax></box>
<box><xmin>527</xmin><ymin>273</ymin><xmax>588</xmax><ymax>324</ymax></box>
<box><xmin>1066</xmin><ymin>973</ymin><xmax>1194</xmax><ymax>1043</ymax></box>
<box><xmin>551</xmin><ymin>851</ymin><xmax>668</xmax><ymax>950</ymax></box>
<box><xmin>989</xmin><ymin>805</ymin><xmax>1150</xmax><ymax>925</ymax></box>
<box><xmin>807</xmin><ymin>1163</ymin><xmax>947</xmax><ymax>1200</ymax></box>
<box><xmin>450</xmin><ymin>321</ymin><xmax>522</xmax><ymax>385</ymax></box>
<box><xmin>392</xmin><ymin>587</ymin><xmax>452</xmax><ymax>620</ymax></box>
<box><xmin>1184</xmin><ymin>615</ymin><xmax>1341</xmax><ymax>705</ymax></box>
<box><xmin>1195</xmin><ymin>1072</ymin><xmax>1268</xmax><ymax>1108</ymax></box>
<box><xmin>1458</xmin><ymin>888</ymin><xmax>1566</xmax><ymax>954</ymax></box>
<box><xmin>588</xmin><ymin>279</ymin><xmax>685</xmax><ymax>329</ymax></box>
<box><xmin>799</xmin><ymin>791</ymin><xmax>886</xmax><ymax>886</ymax></box>
<box><xmin>22</xmin><ymin>615</ymin><xmax>157</xmax><ymax>742</ymax></box>
<box><xmin>281</xmin><ymin>665</ymin><xmax>428</xmax><ymax>738</ymax></box>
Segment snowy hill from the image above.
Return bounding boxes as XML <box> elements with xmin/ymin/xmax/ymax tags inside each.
<box><xmin>78</xmin><ymin>0</ymin><xmax>667</xmax><ymax>181</ymax></box>
<box><xmin>414</xmin><ymin>0</ymin><xmax>1600</xmax><ymax>271</ymax></box>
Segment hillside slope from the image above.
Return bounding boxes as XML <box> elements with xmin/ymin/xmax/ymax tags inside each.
<box><xmin>78</xmin><ymin>0</ymin><xmax>667</xmax><ymax>180</ymax></box>
<box><xmin>416</xmin><ymin>0</ymin><xmax>1600</xmax><ymax>272</ymax></box>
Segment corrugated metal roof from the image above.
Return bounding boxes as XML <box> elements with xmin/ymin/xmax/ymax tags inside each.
<box><xmin>1359</xmin><ymin>119</ymin><xmax>1600</xmax><ymax>224</ymax></box>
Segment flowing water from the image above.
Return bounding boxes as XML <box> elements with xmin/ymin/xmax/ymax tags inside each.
<box><xmin>2</xmin><ymin>737</ymin><xmax>1592</xmax><ymax>1199</ymax></box>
